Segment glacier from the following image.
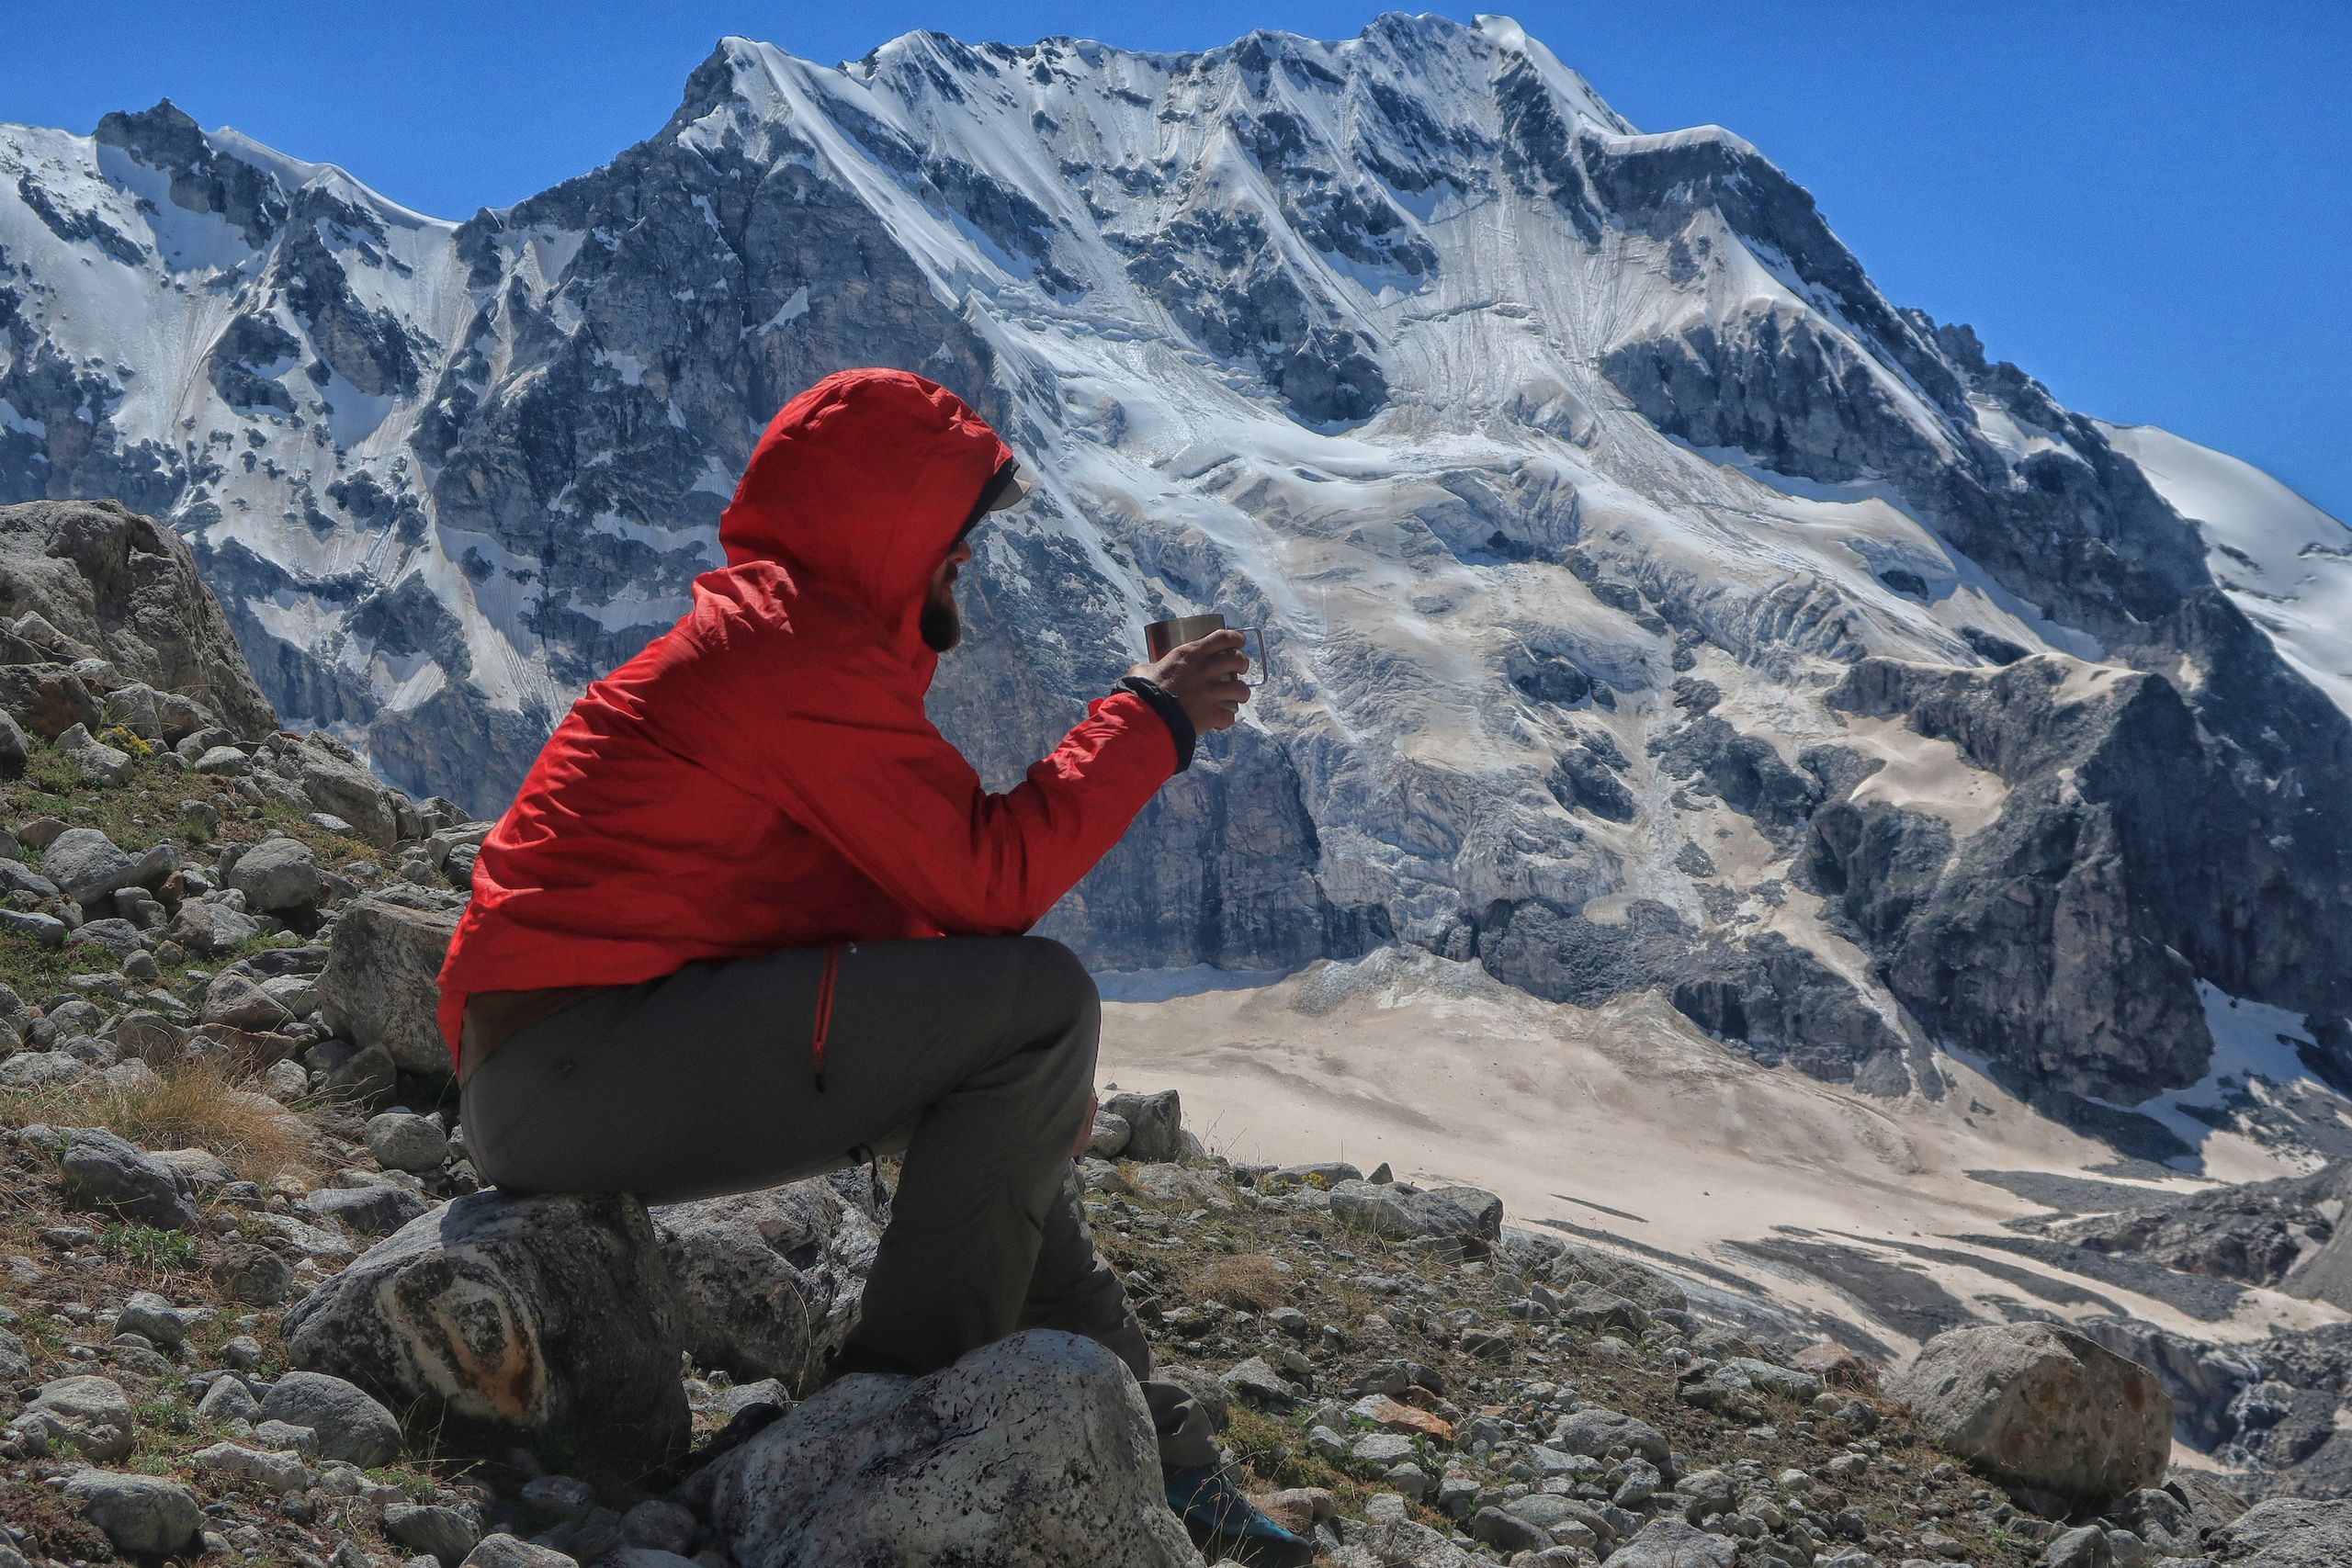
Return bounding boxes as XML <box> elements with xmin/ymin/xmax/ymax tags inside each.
<box><xmin>2</xmin><ymin>13</ymin><xmax>2348</xmax><ymax>1129</ymax></box>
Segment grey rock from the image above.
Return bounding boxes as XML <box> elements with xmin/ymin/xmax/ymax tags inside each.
<box><xmin>0</xmin><ymin>709</ymin><xmax>25</xmax><ymax>777</ymax></box>
<box><xmin>1343</xmin><ymin>1518</ymin><xmax>1482</xmax><ymax>1564</ymax></box>
<box><xmin>0</xmin><ymin>1049</ymin><xmax>90</xmax><ymax>1088</ymax></box>
<box><xmin>259</xmin><ymin>1370</ymin><xmax>405</xmax><ymax>1465</ymax></box>
<box><xmin>195</xmin><ymin>744</ymin><xmax>251</xmax><ymax>775</ymax></box>
<box><xmin>385</xmin><ymin>1503</ymin><xmax>484</xmax><ymax>1566</ymax></box>
<box><xmin>368</xmin><ymin>1110</ymin><xmax>452</xmax><ymax>1172</ymax></box>
<box><xmin>115</xmin><ymin>1288</ymin><xmax>204</xmax><ymax>1347</ymax></box>
<box><xmin>1221</xmin><ymin>1356</ymin><xmax>1299</xmax><ymax>1408</ymax></box>
<box><xmin>460</xmin><ymin>1536</ymin><xmax>581</xmax><ymax>1568</ymax></box>
<box><xmin>2210</xmin><ymin>1497</ymin><xmax>2352</xmax><ymax>1566</ymax></box>
<box><xmin>62</xmin><ymin>1468</ymin><xmax>202</xmax><ymax>1555</ymax></box>
<box><xmin>2041</xmin><ymin>1525</ymin><xmax>2116</xmax><ymax>1567</ymax></box>
<box><xmin>254</xmin><ymin>1416</ymin><xmax>321</xmax><ymax>1455</ymax></box>
<box><xmin>1549</xmin><ymin>1406</ymin><xmax>1670</xmax><ymax>1466</ymax></box>
<box><xmin>709</xmin><ymin>1329</ymin><xmax>1196</xmax><ymax>1567</ymax></box>
<box><xmin>1329</xmin><ymin>1179</ymin><xmax>1502</xmax><ymax>1257</ymax></box>
<box><xmin>302</xmin><ymin>1181</ymin><xmax>434</xmax><ymax>1235</ymax></box>
<box><xmin>281</xmin><ymin>1190</ymin><xmax>690</xmax><ymax>1489</ymax></box>
<box><xmin>15</xmin><ymin>1372</ymin><xmax>135</xmax><ymax>1459</ymax></box>
<box><xmin>618</xmin><ymin>1497</ymin><xmax>698</xmax><ymax>1553</ymax></box>
<box><xmin>58</xmin><ymin>1125</ymin><xmax>198</xmax><ymax>1229</ymax></box>
<box><xmin>652</xmin><ymin>1170</ymin><xmax>887</xmax><ymax>1390</ymax></box>
<box><xmin>197</xmin><ymin>1371</ymin><xmax>264</xmax><ymax>1421</ymax></box>
<box><xmin>166</xmin><ymin>892</ymin><xmax>261</xmax><ymax>953</ymax></box>
<box><xmin>40</xmin><ymin>826</ymin><xmax>136</xmax><ymax>904</ymax></box>
<box><xmin>1607</xmin><ymin>1517</ymin><xmax>1737</xmax><ymax>1568</ymax></box>
<box><xmin>1890</xmin><ymin>1320</ymin><xmax>2171</xmax><ymax>1506</ymax></box>
<box><xmin>0</xmin><ymin>908</ymin><xmax>66</xmax><ymax>947</ymax></box>
<box><xmin>1086</xmin><ymin>1109</ymin><xmax>1131</xmax><ymax>1158</ymax></box>
<box><xmin>317</xmin><ymin>895</ymin><xmax>461</xmax><ymax>1076</ymax></box>
<box><xmin>188</xmin><ymin>1439</ymin><xmax>311</xmax><ymax>1494</ymax></box>
<box><xmin>55</xmin><ymin>721</ymin><xmax>132</xmax><ymax>784</ymax></box>
<box><xmin>65</xmin><ymin>916</ymin><xmax>145</xmax><ymax>959</ymax></box>
<box><xmin>0</xmin><ymin>501</ymin><xmax>272</xmax><ymax>733</ymax></box>
<box><xmin>203</xmin><ymin>967</ymin><xmax>297</xmax><ymax>1031</ymax></box>
<box><xmin>213</xmin><ymin>1242</ymin><xmax>297</xmax><ymax>1305</ymax></box>
<box><xmin>1470</xmin><ymin>1506</ymin><xmax>1555</xmax><ymax>1553</ymax></box>
<box><xmin>1103</xmin><ymin>1089</ymin><xmax>1182</xmax><ymax>1162</ymax></box>
<box><xmin>0</xmin><ymin>858</ymin><xmax>58</xmax><ymax>897</ymax></box>
<box><xmin>226</xmin><ymin>834</ymin><xmax>322</xmax><ymax>911</ymax></box>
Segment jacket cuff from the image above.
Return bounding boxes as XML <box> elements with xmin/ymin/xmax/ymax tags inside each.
<box><xmin>1115</xmin><ymin>675</ymin><xmax>1196</xmax><ymax>773</ymax></box>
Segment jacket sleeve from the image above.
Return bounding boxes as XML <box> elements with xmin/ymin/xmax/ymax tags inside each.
<box><xmin>664</xmin><ymin>629</ymin><xmax>1181</xmax><ymax>937</ymax></box>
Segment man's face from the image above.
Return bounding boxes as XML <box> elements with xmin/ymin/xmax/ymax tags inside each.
<box><xmin>920</xmin><ymin>536</ymin><xmax>975</xmax><ymax>652</ymax></box>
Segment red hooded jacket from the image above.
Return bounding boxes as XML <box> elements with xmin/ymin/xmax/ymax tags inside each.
<box><xmin>433</xmin><ymin>368</ymin><xmax>1181</xmax><ymax>1066</ymax></box>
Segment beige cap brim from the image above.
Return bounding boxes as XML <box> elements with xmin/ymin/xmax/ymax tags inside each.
<box><xmin>985</xmin><ymin>467</ymin><xmax>1031</xmax><ymax>510</ymax></box>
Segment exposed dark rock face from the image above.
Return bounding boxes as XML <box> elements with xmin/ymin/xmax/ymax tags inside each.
<box><xmin>1807</xmin><ymin>655</ymin><xmax>2352</xmax><ymax>1102</ymax></box>
<box><xmin>3</xmin><ymin>14</ymin><xmax>2348</xmax><ymax>1122</ymax></box>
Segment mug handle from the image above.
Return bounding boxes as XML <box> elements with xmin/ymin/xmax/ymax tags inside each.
<box><xmin>1237</xmin><ymin>626</ymin><xmax>1268</xmax><ymax>689</ymax></box>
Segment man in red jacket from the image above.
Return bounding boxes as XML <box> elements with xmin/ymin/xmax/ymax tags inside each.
<box><xmin>435</xmin><ymin>368</ymin><xmax>1311</xmax><ymax>1566</ymax></box>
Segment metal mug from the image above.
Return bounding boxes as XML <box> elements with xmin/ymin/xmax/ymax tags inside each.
<box><xmin>1144</xmin><ymin>613</ymin><xmax>1267</xmax><ymax>688</ymax></box>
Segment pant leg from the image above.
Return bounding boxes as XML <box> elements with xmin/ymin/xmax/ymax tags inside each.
<box><xmin>1021</xmin><ymin>1165</ymin><xmax>1219</xmax><ymax>1469</ymax></box>
<box><xmin>460</xmin><ymin>934</ymin><xmax>1100</xmax><ymax>1377</ymax></box>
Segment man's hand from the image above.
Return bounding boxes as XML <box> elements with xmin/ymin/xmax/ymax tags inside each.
<box><xmin>1130</xmin><ymin>628</ymin><xmax>1251</xmax><ymax>732</ymax></box>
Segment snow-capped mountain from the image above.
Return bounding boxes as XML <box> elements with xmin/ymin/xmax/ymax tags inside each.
<box><xmin>3</xmin><ymin>14</ymin><xmax>2348</xmax><ymax>1134</ymax></box>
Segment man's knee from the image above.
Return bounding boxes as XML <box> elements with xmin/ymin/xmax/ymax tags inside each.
<box><xmin>1015</xmin><ymin>936</ymin><xmax>1100</xmax><ymax>1035</ymax></box>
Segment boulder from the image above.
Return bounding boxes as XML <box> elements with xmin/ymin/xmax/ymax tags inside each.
<box><xmin>226</xmin><ymin>835</ymin><xmax>321</xmax><ymax>912</ymax></box>
<box><xmin>0</xmin><ymin>709</ymin><xmax>26</xmax><ymax>777</ymax></box>
<box><xmin>280</xmin><ymin>1190</ymin><xmax>690</xmax><ymax>1488</ymax></box>
<box><xmin>55</xmin><ymin>721</ymin><xmax>132</xmax><ymax>784</ymax></box>
<box><xmin>1329</xmin><ymin>1179</ymin><xmax>1503</xmax><ymax>1258</ymax></box>
<box><xmin>2211</xmin><ymin>1497</ymin><xmax>2352</xmax><ymax>1566</ymax></box>
<box><xmin>14</xmin><ymin>1373</ymin><xmax>135</xmax><ymax>1460</ymax></box>
<box><xmin>258</xmin><ymin>1371</ymin><xmax>404</xmax><ymax>1465</ymax></box>
<box><xmin>460</xmin><ymin>1537</ymin><xmax>579</xmax><ymax>1568</ymax></box>
<box><xmin>385</xmin><ymin>1501</ymin><xmax>485</xmax><ymax>1565</ymax></box>
<box><xmin>167</xmin><ymin>893</ymin><xmax>260</xmax><ymax>953</ymax></box>
<box><xmin>0</xmin><ymin>500</ymin><xmax>274</xmax><ymax>733</ymax></box>
<box><xmin>1549</xmin><ymin>1405</ymin><xmax>1670</xmax><ymax>1466</ymax></box>
<box><xmin>1086</xmin><ymin>1109</ymin><xmax>1131</xmax><ymax>1159</ymax></box>
<box><xmin>708</xmin><ymin>1329</ymin><xmax>1198</xmax><ymax>1568</ymax></box>
<box><xmin>1889</xmin><ymin>1321</ymin><xmax>2171</xmax><ymax>1505</ymax></box>
<box><xmin>368</xmin><ymin>1110</ymin><xmax>451</xmax><ymax>1172</ymax></box>
<box><xmin>302</xmin><ymin>1181</ymin><xmax>434</xmax><ymax>1236</ymax></box>
<box><xmin>41</xmin><ymin>826</ymin><xmax>136</xmax><ymax>904</ymax></box>
<box><xmin>1103</xmin><ymin>1089</ymin><xmax>1183</xmax><ymax>1162</ymax></box>
<box><xmin>62</xmin><ymin>1469</ymin><xmax>202</xmax><ymax>1555</ymax></box>
<box><xmin>58</xmin><ymin>1125</ymin><xmax>198</xmax><ymax>1230</ymax></box>
<box><xmin>202</xmin><ymin>969</ymin><xmax>297</xmax><ymax>1032</ymax></box>
<box><xmin>651</xmin><ymin>1168</ymin><xmax>888</xmax><ymax>1389</ymax></box>
<box><xmin>1608</xmin><ymin>1517</ymin><xmax>1737</xmax><ymax>1568</ymax></box>
<box><xmin>0</xmin><ymin>661</ymin><xmax>101</xmax><ymax>739</ymax></box>
<box><xmin>317</xmin><ymin>895</ymin><xmax>460</xmax><ymax>1076</ymax></box>
<box><xmin>288</xmin><ymin>736</ymin><xmax>403</xmax><ymax>848</ymax></box>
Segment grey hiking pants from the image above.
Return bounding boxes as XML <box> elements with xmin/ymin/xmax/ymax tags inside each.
<box><xmin>456</xmin><ymin>933</ymin><xmax>1214</xmax><ymax>1469</ymax></box>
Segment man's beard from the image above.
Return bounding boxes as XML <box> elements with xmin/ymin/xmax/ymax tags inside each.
<box><xmin>919</xmin><ymin>592</ymin><xmax>961</xmax><ymax>652</ymax></box>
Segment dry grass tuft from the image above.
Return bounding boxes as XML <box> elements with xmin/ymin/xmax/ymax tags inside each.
<box><xmin>2</xmin><ymin>1055</ymin><xmax>317</xmax><ymax>1184</ymax></box>
<box><xmin>1187</xmin><ymin>1252</ymin><xmax>1294</xmax><ymax>1313</ymax></box>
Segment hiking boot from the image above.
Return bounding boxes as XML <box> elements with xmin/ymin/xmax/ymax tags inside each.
<box><xmin>1163</xmin><ymin>1463</ymin><xmax>1316</xmax><ymax>1567</ymax></box>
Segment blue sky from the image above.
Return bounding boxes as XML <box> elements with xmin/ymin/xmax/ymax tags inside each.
<box><xmin>5</xmin><ymin>3</ymin><xmax>2346</xmax><ymax>521</ymax></box>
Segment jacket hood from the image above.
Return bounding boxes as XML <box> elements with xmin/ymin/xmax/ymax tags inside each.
<box><xmin>719</xmin><ymin>367</ymin><xmax>1012</xmax><ymax>663</ymax></box>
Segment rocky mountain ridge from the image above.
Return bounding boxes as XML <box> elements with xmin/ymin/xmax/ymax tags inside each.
<box><xmin>3</xmin><ymin>21</ymin><xmax>2350</xmax><ymax>1158</ymax></box>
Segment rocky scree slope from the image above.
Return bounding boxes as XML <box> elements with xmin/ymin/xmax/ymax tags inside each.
<box><xmin>3</xmin><ymin>17</ymin><xmax>2349</xmax><ymax>1127</ymax></box>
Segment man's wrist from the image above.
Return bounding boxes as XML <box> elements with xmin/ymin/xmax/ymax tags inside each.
<box><xmin>1115</xmin><ymin>675</ymin><xmax>1196</xmax><ymax>773</ymax></box>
